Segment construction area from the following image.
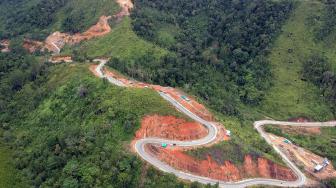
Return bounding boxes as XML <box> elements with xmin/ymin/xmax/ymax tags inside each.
<box><xmin>268</xmin><ymin>133</ymin><xmax>336</xmax><ymax>180</ymax></box>
<box><xmin>90</xmin><ymin>62</ymin><xmax>300</xmax><ymax>183</ymax></box>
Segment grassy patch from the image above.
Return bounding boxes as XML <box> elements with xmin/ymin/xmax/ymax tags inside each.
<box><xmin>0</xmin><ymin>145</ymin><xmax>27</xmax><ymax>188</ymax></box>
<box><xmin>256</xmin><ymin>1</ymin><xmax>335</xmax><ymax>121</ymax></box>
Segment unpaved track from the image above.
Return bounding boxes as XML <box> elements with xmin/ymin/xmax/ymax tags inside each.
<box><xmin>93</xmin><ymin>59</ymin><xmax>336</xmax><ymax>187</ymax></box>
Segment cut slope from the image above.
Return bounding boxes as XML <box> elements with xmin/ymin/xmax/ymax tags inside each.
<box><xmin>147</xmin><ymin>145</ymin><xmax>297</xmax><ymax>182</ymax></box>
<box><xmin>135</xmin><ymin>115</ymin><xmax>208</xmax><ymax>141</ymax></box>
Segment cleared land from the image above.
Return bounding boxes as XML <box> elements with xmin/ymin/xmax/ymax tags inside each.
<box><xmin>268</xmin><ymin>133</ymin><xmax>336</xmax><ymax>180</ymax></box>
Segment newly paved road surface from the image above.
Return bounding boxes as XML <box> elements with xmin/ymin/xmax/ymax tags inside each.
<box><xmin>94</xmin><ymin>60</ymin><xmax>336</xmax><ymax>187</ymax></box>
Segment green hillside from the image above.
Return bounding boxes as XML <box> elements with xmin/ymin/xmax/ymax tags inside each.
<box><xmin>0</xmin><ymin>145</ymin><xmax>27</xmax><ymax>188</ymax></box>
<box><xmin>62</xmin><ymin>17</ymin><xmax>169</xmax><ymax>62</ymax></box>
<box><xmin>0</xmin><ymin>48</ymin><xmax>203</xmax><ymax>187</ymax></box>
<box><xmin>1</xmin><ymin>0</ymin><xmax>336</xmax><ymax>187</ymax></box>
<box><xmin>257</xmin><ymin>0</ymin><xmax>336</xmax><ymax>120</ymax></box>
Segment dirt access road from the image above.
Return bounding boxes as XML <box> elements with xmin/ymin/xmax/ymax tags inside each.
<box><xmin>22</xmin><ymin>0</ymin><xmax>133</xmax><ymax>55</ymax></box>
<box><xmin>269</xmin><ymin>133</ymin><xmax>336</xmax><ymax>180</ymax></box>
<box><xmin>92</xmin><ymin>59</ymin><xmax>336</xmax><ymax>187</ymax></box>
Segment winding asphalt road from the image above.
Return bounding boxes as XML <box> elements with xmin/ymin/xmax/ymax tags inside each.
<box><xmin>94</xmin><ymin>59</ymin><xmax>336</xmax><ymax>187</ymax></box>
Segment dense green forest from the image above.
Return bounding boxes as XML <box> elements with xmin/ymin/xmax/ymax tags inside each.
<box><xmin>316</xmin><ymin>0</ymin><xmax>336</xmax><ymax>41</ymax></box>
<box><xmin>107</xmin><ymin>0</ymin><xmax>294</xmax><ymax>116</ymax></box>
<box><xmin>0</xmin><ymin>0</ymin><xmax>67</xmax><ymax>39</ymax></box>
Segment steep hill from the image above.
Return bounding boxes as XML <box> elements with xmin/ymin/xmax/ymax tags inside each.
<box><xmin>0</xmin><ymin>50</ymin><xmax>195</xmax><ymax>187</ymax></box>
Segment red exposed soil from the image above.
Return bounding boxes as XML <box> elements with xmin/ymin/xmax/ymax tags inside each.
<box><xmin>135</xmin><ymin>115</ymin><xmax>208</xmax><ymax>141</ymax></box>
<box><xmin>244</xmin><ymin>155</ymin><xmax>257</xmax><ymax>177</ymax></box>
<box><xmin>0</xmin><ymin>39</ymin><xmax>10</xmax><ymax>53</ymax></box>
<box><xmin>22</xmin><ymin>15</ymin><xmax>112</xmax><ymax>54</ymax></box>
<box><xmin>146</xmin><ymin>145</ymin><xmax>297</xmax><ymax>182</ymax></box>
<box><xmin>23</xmin><ymin>0</ymin><xmax>134</xmax><ymax>54</ymax></box>
<box><xmin>44</xmin><ymin>15</ymin><xmax>112</xmax><ymax>53</ymax></box>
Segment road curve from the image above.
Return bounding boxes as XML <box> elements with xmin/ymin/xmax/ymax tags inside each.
<box><xmin>93</xmin><ymin>59</ymin><xmax>336</xmax><ymax>188</ymax></box>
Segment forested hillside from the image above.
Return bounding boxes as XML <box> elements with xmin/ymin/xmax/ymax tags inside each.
<box><xmin>108</xmin><ymin>0</ymin><xmax>294</xmax><ymax>116</ymax></box>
